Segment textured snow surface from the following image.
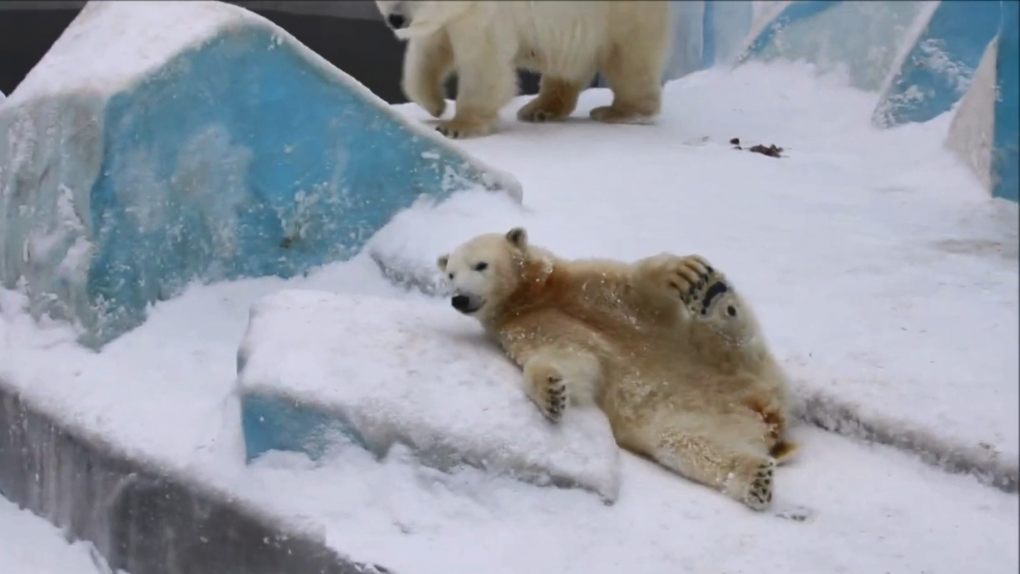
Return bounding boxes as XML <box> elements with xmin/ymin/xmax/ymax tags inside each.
<box><xmin>0</xmin><ymin>497</ymin><xmax>118</xmax><ymax>574</ymax></box>
<box><xmin>238</xmin><ymin>290</ymin><xmax>621</xmax><ymax>501</ymax></box>
<box><xmin>1</xmin><ymin>60</ymin><xmax>1017</xmax><ymax>573</ymax></box>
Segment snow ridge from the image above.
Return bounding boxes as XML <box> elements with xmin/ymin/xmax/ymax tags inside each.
<box><xmin>793</xmin><ymin>385</ymin><xmax>1018</xmax><ymax>493</ymax></box>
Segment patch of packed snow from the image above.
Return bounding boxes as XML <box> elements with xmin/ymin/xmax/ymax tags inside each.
<box><xmin>0</xmin><ymin>497</ymin><xmax>118</xmax><ymax>574</ymax></box>
<box><xmin>1</xmin><ymin>60</ymin><xmax>1017</xmax><ymax>573</ymax></box>
<box><xmin>238</xmin><ymin>290</ymin><xmax>621</xmax><ymax>501</ymax></box>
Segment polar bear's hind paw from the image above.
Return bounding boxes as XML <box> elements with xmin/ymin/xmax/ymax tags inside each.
<box><xmin>744</xmin><ymin>458</ymin><xmax>775</xmax><ymax>511</ymax></box>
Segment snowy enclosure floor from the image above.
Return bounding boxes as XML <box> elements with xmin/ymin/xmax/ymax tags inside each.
<box><xmin>0</xmin><ymin>62</ymin><xmax>1017</xmax><ymax>573</ymax></box>
<box><xmin>0</xmin><ymin>497</ymin><xmax>113</xmax><ymax>574</ymax></box>
<box><xmin>373</xmin><ymin>62</ymin><xmax>1020</xmax><ymax>472</ymax></box>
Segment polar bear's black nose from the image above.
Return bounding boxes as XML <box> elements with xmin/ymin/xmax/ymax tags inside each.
<box><xmin>451</xmin><ymin>295</ymin><xmax>470</xmax><ymax>312</ymax></box>
<box><xmin>387</xmin><ymin>13</ymin><xmax>407</xmax><ymax>29</ymax></box>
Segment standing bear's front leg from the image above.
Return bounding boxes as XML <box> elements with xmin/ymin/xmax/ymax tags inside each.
<box><xmin>401</xmin><ymin>31</ymin><xmax>454</xmax><ymax>119</ymax></box>
<box><xmin>520</xmin><ymin>348</ymin><xmax>602</xmax><ymax>423</ymax></box>
<box><xmin>436</xmin><ymin>26</ymin><xmax>519</xmax><ymax>139</ymax></box>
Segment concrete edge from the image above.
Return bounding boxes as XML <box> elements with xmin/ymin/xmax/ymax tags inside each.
<box><xmin>0</xmin><ymin>379</ymin><xmax>397</xmax><ymax>574</ymax></box>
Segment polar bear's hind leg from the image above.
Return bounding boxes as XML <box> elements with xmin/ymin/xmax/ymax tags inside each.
<box><xmin>517</xmin><ymin>74</ymin><xmax>593</xmax><ymax>123</ymax></box>
<box><xmin>590</xmin><ymin>3</ymin><xmax>670</xmax><ymax>124</ymax></box>
<box><xmin>646</xmin><ymin>415</ymin><xmax>777</xmax><ymax>511</ymax></box>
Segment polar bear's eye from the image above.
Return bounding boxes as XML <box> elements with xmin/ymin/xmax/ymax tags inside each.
<box><xmin>448</xmin><ymin>272</ymin><xmax>454</xmax><ymax>280</ymax></box>
<box><xmin>473</xmin><ymin>262</ymin><xmax>488</xmax><ymax>272</ymax></box>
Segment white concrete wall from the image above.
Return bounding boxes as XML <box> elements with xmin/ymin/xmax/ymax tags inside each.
<box><xmin>945</xmin><ymin>37</ymin><xmax>998</xmax><ymax>193</ymax></box>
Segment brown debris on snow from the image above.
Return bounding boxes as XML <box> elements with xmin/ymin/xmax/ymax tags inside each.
<box><xmin>749</xmin><ymin>143</ymin><xmax>784</xmax><ymax>158</ymax></box>
<box><xmin>729</xmin><ymin>137</ymin><xmax>785</xmax><ymax>158</ymax></box>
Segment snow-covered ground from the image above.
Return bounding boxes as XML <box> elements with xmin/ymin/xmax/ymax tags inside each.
<box><xmin>1</xmin><ymin>61</ymin><xmax>1017</xmax><ymax>573</ymax></box>
<box><xmin>0</xmin><ymin>497</ymin><xmax>115</xmax><ymax>574</ymax></box>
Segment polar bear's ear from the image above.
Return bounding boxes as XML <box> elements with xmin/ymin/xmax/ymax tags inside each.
<box><xmin>506</xmin><ymin>227</ymin><xmax>528</xmax><ymax>249</ymax></box>
<box><xmin>436</xmin><ymin>254</ymin><xmax>449</xmax><ymax>271</ymax></box>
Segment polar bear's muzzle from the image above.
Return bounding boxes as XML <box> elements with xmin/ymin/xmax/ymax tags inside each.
<box><xmin>386</xmin><ymin>12</ymin><xmax>409</xmax><ymax>30</ymax></box>
<box><xmin>451</xmin><ymin>294</ymin><xmax>485</xmax><ymax>315</ymax></box>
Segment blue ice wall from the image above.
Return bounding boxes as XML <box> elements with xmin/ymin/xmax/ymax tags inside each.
<box><xmin>686</xmin><ymin>0</ymin><xmax>1017</xmax><ymax>201</ymax></box>
<box><xmin>992</xmin><ymin>1</ymin><xmax>1018</xmax><ymax>202</ymax></box>
<box><xmin>873</xmin><ymin>1</ymin><xmax>1004</xmax><ymax>127</ymax></box>
<box><xmin>661</xmin><ymin>0</ymin><xmax>929</xmax><ymax>89</ymax></box>
<box><xmin>0</xmin><ymin>12</ymin><xmax>520</xmax><ymax>349</ymax></box>
<box><xmin>738</xmin><ymin>1</ymin><xmax>931</xmax><ymax>92</ymax></box>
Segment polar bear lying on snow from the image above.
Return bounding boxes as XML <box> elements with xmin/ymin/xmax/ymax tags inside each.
<box><xmin>375</xmin><ymin>0</ymin><xmax>671</xmax><ymax>138</ymax></box>
<box><xmin>437</xmin><ymin>228</ymin><xmax>798</xmax><ymax>510</ymax></box>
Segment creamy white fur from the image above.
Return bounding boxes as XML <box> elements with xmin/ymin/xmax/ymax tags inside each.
<box><xmin>375</xmin><ymin>0</ymin><xmax>672</xmax><ymax>138</ymax></box>
<box><xmin>438</xmin><ymin>228</ymin><xmax>798</xmax><ymax>510</ymax></box>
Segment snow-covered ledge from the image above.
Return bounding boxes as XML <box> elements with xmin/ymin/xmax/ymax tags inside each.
<box><xmin>0</xmin><ymin>376</ymin><xmax>395</xmax><ymax>574</ymax></box>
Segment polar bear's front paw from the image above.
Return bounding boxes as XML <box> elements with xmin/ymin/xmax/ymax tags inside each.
<box><xmin>420</xmin><ymin>97</ymin><xmax>447</xmax><ymax>119</ymax></box>
<box><xmin>403</xmin><ymin>83</ymin><xmax>447</xmax><ymax>119</ymax></box>
<box><xmin>436</xmin><ymin>117</ymin><xmax>494</xmax><ymax>139</ymax></box>
<box><xmin>537</xmin><ymin>374</ymin><xmax>568</xmax><ymax>423</ymax></box>
<box><xmin>524</xmin><ymin>370</ymin><xmax>568</xmax><ymax>423</ymax></box>
<box><xmin>743</xmin><ymin>458</ymin><xmax>775</xmax><ymax>511</ymax></box>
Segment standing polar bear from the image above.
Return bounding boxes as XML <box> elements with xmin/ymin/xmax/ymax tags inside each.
<box><xmin>374</xmin><ymin>0</ymin><xmax>671</xmax><ymax>138</ymax></box>
<box><xmin>437</xmin><ymin>228</ymin><xmax>798</xmax><ymax>510</ymax></box>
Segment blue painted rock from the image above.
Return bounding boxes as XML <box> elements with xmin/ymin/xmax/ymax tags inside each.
<box><xmin>237</xmin><ymin>290</ymin><xmax>622</xmax><ymax>503</ymax></box>
<box><xmin>0</xmin><ymin>1</ymin><xmax>521</xmax><ymax>348</ymax></box>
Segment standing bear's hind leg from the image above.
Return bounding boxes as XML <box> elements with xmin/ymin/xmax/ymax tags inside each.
<box><xmin>590</xmin><ymin>3</ymin><xmax>670</xmax><ymax>124</ymax></box>
<box><xmin>517</xmin><ymin>74</ymin><xmax>592</xmax><ymax>123</ymax></box>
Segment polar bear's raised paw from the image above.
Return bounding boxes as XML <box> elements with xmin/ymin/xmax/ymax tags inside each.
<box><xmin>744</xmin><ymin>458</ymin><xmax>775</xmax><ymax>511</ymax></box>
<box><xmin>654</xmin><ymin>255</ymin><xmax>720</xmax><ymax>310</ymax></box>
<box><xmin>682</xmin><ymin>264</ymin><xmax>733</xmax><ymax>318</ymax></box>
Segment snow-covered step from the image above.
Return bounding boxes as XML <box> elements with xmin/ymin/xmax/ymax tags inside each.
<box><xmin>236</xmin><ymin>290</ymin><xmax>622</xmax><ymax>502</ymax></box>
<box><xmin>0</xmin><ymin>497</ymin><xmax>112</xmax><ymax>574</ymax></box>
